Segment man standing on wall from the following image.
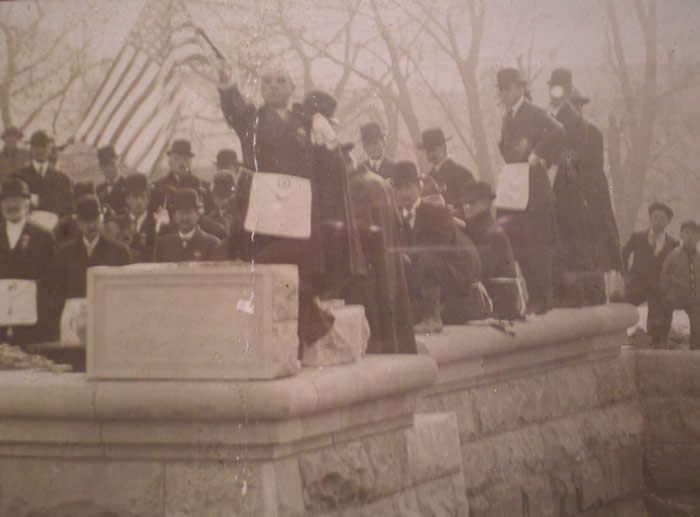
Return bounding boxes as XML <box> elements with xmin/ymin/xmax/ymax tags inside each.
<box><xmin>496</xmin><ymin>68</ymin><xmax>564</xmax><ymax>314</ymax></box>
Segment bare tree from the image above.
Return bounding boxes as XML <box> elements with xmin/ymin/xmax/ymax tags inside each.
<box><xmin>396</xmin><ymin>0</ymin><xmax>493</xmax><ymax>182</ymax></box>
<box><xmin>603</xmin><ymin>0</ymin><xmax>699</xmax><ymax>239</ymax></box>
<box><xmin>0</xmin><ymin>1</ymin><xmax>107</xmax><ymax>134</ymax></box>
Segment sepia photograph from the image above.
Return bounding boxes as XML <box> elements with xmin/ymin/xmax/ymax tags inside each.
<box><xmin>0</xmin><ymin>0</ymin><xmax>698</xmax><ymax>515</ymax></box>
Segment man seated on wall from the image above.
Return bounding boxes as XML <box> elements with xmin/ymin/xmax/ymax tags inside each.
<box><xmin>462</xmin><ymin>181</ymin><xmax>525</xmax><ymax>319</ymax></box>
<box><xmin>392</xmin><ymin>161</ymin><xmax>484</xmax><ymax>333</ymax></box>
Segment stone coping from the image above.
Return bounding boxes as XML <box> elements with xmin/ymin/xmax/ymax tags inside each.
<box><xmin>0</xmin><ymin>355</ymin><xmax>437</xmax><ymax>422</ymax></box>
<box><xmin>418</xmin><ymin>304</ymin><xmax>638</xmax><ymax>366</ymax></box>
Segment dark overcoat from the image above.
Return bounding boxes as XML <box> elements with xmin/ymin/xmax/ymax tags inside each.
<box><xmin>346</xmin><ymin>166</ymin><xmax>416</xmax><ymax>354</ymax></box>
<box><xmin>0</xmin><ymin>221</ymin><xmax>57</xmax><ymax>346</ymax></box>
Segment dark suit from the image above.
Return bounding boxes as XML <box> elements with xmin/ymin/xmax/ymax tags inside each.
<box><xmin>219</xmin><ymin>84</ymin><xmax>366</xmax><ymax>347</ymax></box>
<box><xmin>622</xmin><ymin>230</ymin><xmax>679</xmax><ymax>343</ymax></box>
<box><xmin>154</xmin><ymin>227</ymin><xmax>220</xmax><ymax>263</ymax></box>
<box><xmin>579</xmin><ymin>119</ymin><xmax>622</xmax><ymax>272</ymax></box>
<box><xmin>345</xmin><ymin>167</ymin><xmax>416</xmax><ymax>354</ymax></box>
<box><xmin>400</xmin><ymin>201</ymin><xmax>483</xmax><ymax>324</ymax></box>
<box><xmin>128</xmin><ymin>211</ymin><xmax>158</xmax><ymax>263</ymax></box>
<box><xmin>54</xmin><ymin>236</ymin><xmax>131</xmax><ymax>311</ymax></box>
<box><xmin>0</xmin><ymin>221</ymin><xmax>56</xmax><ymax>346</ymax></box>
<box><xmin>14</xmin><ymin>163</ymin><xmax>73</xmax><ymax>217</ymax></box>
<box><xmin>426</xmin><ymin>158</ymin><xmax>475</xmax><ymax>211</ymax></box>
<box><xmin>0</xmin><ymin>148</ymin><xmax>30</xmax><ymax>180</ymax></box>
<box><xmin>96</xmin><ymin>177</ymin><xmax>128</xmax><ymax>215</ymax></box>
<box><xmin>498</xmin><ymin>98</ymin><xmax>565</xmax><ymax>312</ymax></box>
<box><xmin>359</xmin><ymin>157</ymin><xmax>395</xmax><ymax>183</ymax></box>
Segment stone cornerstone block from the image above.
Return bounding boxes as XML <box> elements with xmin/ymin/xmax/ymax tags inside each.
<box><xmin>303</xmin><ymin>303</ymin><xmax>370</xmax><ymax>367</ymax></box>
<box><xmin>86</xmin><ymin>262</ymin><xmax>299</xmax><ymax>380</ymax></box>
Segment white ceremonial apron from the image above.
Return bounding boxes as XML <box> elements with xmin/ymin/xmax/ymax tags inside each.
<box><xmin>494</xmin><ymin>163</ymin><xmax>530</xmax><ymax>211</ymax></box>
<box><xmin>244</xmin><ymin>172</ymin><xmax>312</xmax><ymax>239</ymax></box>
<box><xmin>0</xmin><ymin>279</ymin><xmax>38</xmax><ymax>326</ymax></box>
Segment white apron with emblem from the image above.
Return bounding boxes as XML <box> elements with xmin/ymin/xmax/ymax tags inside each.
<box><xmin>0</xmin><ymin>279</ymin><xmax>38</xmax><ymax>326</ymax></box>
<box><xmin>494</xmin><ymin>163</ymin><xmax>530</xmax><ymax>211</ymax></box>
<box><xmin>244</xmin><ymin>172</ymin><xmax>312</xmax><ymax>239</ymax></box>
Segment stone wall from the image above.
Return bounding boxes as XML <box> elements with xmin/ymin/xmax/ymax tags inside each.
<box><xmin>417</xmin><ymin>305</ymin><xmax>648</xmax><ymax>517</ymax></box>
<box><xmin>0</xmin><ymin>355</ymin><xmax>470</xmax><ymax>517</ymax></box>
<box><xmin>636</xmin><ymin>351</ymin><xmax>700</xmax><ymax>509</ymax></box>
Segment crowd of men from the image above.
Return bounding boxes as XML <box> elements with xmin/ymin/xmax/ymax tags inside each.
<box><xmin>1</xmin><ymin>65</ymin><xmax>698</xmax><ymax>358</ymax></box>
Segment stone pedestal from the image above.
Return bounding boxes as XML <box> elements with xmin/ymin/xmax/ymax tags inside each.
<box><xmin>86</xmin><ymin>262</ymin><xmax>299</xmax><ymax>380</ymax></box>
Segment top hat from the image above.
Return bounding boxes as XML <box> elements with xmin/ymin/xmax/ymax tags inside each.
<box><xmin>215</xmin><ymin>149</ymin><xmax>240</xmax><ymax>171</ymax></box>
<box><xmin>171</xmin><ymin>188</ymin><xmax>200</xmax><ymax>211</ymax></box>
<box><xmin>570</xmin><ymin>87</ymin><xmax>590</xmax><ymax>106</ymax></box>
<box><xmin>167</xmin><ymin>139</ymin><xmax>194</xmax><ymax>157</ymax></box>
<box><xmin>548</xmin><ymin>68</ymin><xmax>573</xmax><ymax>91</ymax></box>
<box><xmin>75</xmin><ymin>195</ymin><xmax>102</xmax><ymax>221</ymax></box>
<box><xmin>303</xmin><ymin>90</ymin><xmax>337</xmax><ymax>119</ymax></box>
<box><xmin>418</xmin><ymin>128</ymin><xmax>450</xmax><ymax>150</ymax></box>
<box><xmin>0</xmin><ymin>178</ymin><xmax>31</xmax><ymax>200</ymax></box>
<box><xmin>462</xmin><ymin>181</ymin><xmax>496</xmax><ymax>205</ymax></box>
<box><xmin>97</xmin><ymin>145</ymin><xmax>118</xmax><ymax>165</ymax></box>
<box><xmin>360</xmin><ymin>122</ymin><xmax>384</xmax><ymax>143</ymax></box>
<box><xmin>124</xmin><ymin>173</ymin><xmax>149</xmax><ymax>195</ymax></box>
<box><xmin>1</xmin><ymin>126</ymin><xmax>23</xmax><ymax>140</ymax></box>
<box><xmin>392</xmin><ymin>161</ymin><xmax>420</xmax><ymax>189</ymax></box>
<box><xmin>29</xmin><ymin>130</ymin><xmax>51</xmax><ymax>147</ymax></box>
<box><xmin>497</xmin><ymin>68</ymin><xmax>527</xmax><ymax>90</ymax></box>
<box><xmin>212</xmin><ymin>172</ymin><xmax>235</xmax><ymax>197</ymax></box>
<box><xmin>648</xmin><ymin>202</ymin><xmax>673</xmax><ymax>220</ymax></box>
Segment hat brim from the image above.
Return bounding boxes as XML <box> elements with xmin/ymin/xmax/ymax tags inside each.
<box><xmin>167</xmin><ymin>150</ymin><xmax>194</xmax><ymax>157</ymax></box>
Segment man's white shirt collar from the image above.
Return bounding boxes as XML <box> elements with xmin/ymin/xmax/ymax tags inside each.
<box><xmin>648</xmin><ymin>230</ymin><xmax>667</xmax><ymax>256</ymax></box>
<box><xmin>511</xmin><ymin>95</ymin><xmax>526</xmax><ymax>118</ymax></box>
<box><xmin>32</xmin><ymin>160</ymin><xmax>48</xmax><ymax>177</ymax></box>
<box><xmin>83</xmin><ymin>235</ymin><xmax>101</xmax><ymax>256</ymax></box>
<box><xmin>179</xmin><ymin>228</ymin><xmax>196</xmax><ymax>242</ymax></box>
<box><xmin>130</xmin><ymin>211</ymin><xmax>147</xmax><ymax>232</ymax></box>
<box><xmin>5</xmin><ymin>218</ymin><xmax>26</xmax><ymax>249</ymax></box>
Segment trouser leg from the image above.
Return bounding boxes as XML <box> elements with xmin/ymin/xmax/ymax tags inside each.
<box><xmin>687</xmin><ymin>304</ymin><xmax>700</xmax><ymax>350</ymax></box>
<box><xmin>647</xmin><ymin>291</ymin><xmax>672</xmax><ymax>346</ymax></box>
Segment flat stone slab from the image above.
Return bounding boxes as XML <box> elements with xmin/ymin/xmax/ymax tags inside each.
<box><xmin>86</xmin><ymin>262</ymin><xmax>299</xmax><ymax>380</ymax></box>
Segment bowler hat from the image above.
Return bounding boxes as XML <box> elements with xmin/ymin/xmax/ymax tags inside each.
<box><xmin>29</xmin><ymin>130</ymin><xmax>51</xmax><ymax>147</ymax></box>
<box><xmin>680</xmin><ymin>220</ymin><xmax>700</xmax><ymax>232</ymax></box>
<box><xmin>212</xmin><ymin>172</ymin><xmax>235</xmax><ymax>197</ymax></box>
<box><xmin>648</xmin><ymin>202</ymin><xmax>673</xmax><ymax>220</ymax></box>
<box><xmin>1</xmin><ymin>126</ymin><xmax>23</xmax><ymax>140</ymax></box>
<box><xmin>75</xmin><ymin>195</ymin><xmax>102</xmax><ymax>221</ymax></box>
<box><xmin>497</xmin><ymin>68</ymin><xmax>527</xmax><ymax>90</ymax></box>
<box><xmin>215</xmin><ymin>149</ymin><xmax>239</xmax><ymax>171</ymax></box>
<box><xmin>392</xmin><ymin>161</ymin><xmax>420</xmax><ymax>189</ymax></box>
<box><xmin>303</xmin><ymin>90</ymin><xmax>337</xmax><ymax>119</ymax></box>
<box><xmin>124</xmin><ymin>173</ymin><xmax>149</xmax><ymax>195</ymax></box>
<box><xmin>570</xmin><ymin>87</ymin><xmax>590</xmax><ymax>106</ymax></box>
<box><xmin>171</xmin><ymin>188</ymin><xmax>200</xmax><ymax>211</ymax></box>
<box><xmin>0</xmin><ymin>178</ymin><xmax>31</xmax><ymax>200</ymax></box>
<box><xmin>463</xmin><ymin>181</ymin><xmax>496</xmax><ymax>204</ymax></box>
<box><xmin>548</xmin><ymin>68</ymin><xmax>573</xmax><ymax>91</ymax></box>
<box><xmin>167</xmin><ymin>139</ymin><xmax>194</xmax><ymax>157</ymax></box>
<box><xmin>418</xmin><ymin>128</ymin><xmax>450</xmax><ymax>150</ymax></box>
<box><xmin>97</xmin><ymin>145</ymin><xmax>118</xmax><ymax>165</ymax></box>
<box><xmin>360</xmin><ymin>122</ymin><xmax>384</xmax><ymax>143</ymax></box>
